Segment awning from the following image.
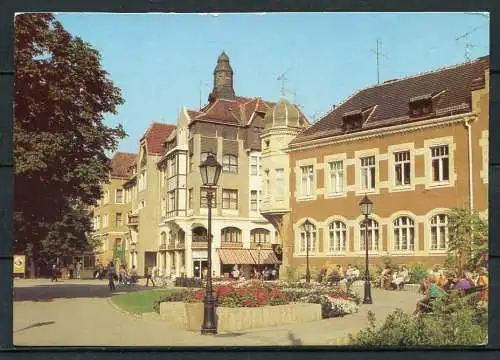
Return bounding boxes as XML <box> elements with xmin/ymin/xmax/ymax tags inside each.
<box><xmin>217</xmin><ymin>249</ymin><xmax>256</xmax><ymax>265</ymax></box>
<box><xmin>249</xmin><ymin>249</ymin><xmax>280</xmax><ymax>265</ymax></box>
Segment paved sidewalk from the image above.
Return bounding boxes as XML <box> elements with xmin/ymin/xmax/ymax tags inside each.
<box><xmin>13</xmin><ymin>280</ymin><xmax>420</xmax><ymax>346</ymax></box>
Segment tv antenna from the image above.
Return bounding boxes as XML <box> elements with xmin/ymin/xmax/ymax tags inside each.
<box><xmin>277</xmin><ymin>67</ymin><xmax>294</xmax><ymax>97</ymax></box>
<box><xmin>456</xmin><ymin>23</ymin><xmax>487</xmax><ymax>61</ymax></box>
<box><xmin>370</xmin><ymin>38</ymin><xmax>387</xmax><ymax>84</ymax></box>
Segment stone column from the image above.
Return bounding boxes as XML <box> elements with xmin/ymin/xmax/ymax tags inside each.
<box><xmin>185</xmin><ymin>227</ymin><xmax>193</xmax><ymax>277</ymax></box>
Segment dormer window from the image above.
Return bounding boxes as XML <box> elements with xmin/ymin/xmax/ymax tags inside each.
<box><xmin>342</xmin><ymin>110</ymin><xmax>363</xmax><ymax>131</ymax></box>
<box><xmin>409</xmin><ymin>94</ymin><xmax>433</xmax><ymax>117</ymax></box>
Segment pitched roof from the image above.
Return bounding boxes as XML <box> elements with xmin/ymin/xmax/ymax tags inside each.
<box><xmin>187</xmin><ymin>96</ymin><xmax>275</xmax><ymax>126</ymax></box>
<box><xmin>291</xmin><ymin>56</ymin><xmax>489</xmax><ymax>145</ymax></box>
<box><xmin>110</xmin><ymin>152</ymin><xmax>136</xmax><ymax>178</ymax></box>
<box><xmin>140</xmin><ymin>122</ymin><xmax>176</xmax><ymax>155</ymax></box>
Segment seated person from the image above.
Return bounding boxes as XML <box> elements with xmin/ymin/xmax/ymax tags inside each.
<box><xmin>377</xmin><ymin>265</ymin><xmax>393</xmax><ymax>289</ymax></box>
<box><xmin>477</xmin><ymin>267</ymin><xmax>488</xmax><ymax>304</ymax></box>
<box><xmin>129</xmin><ymin>265</ymin><xmax>137</xmax><ymax>284</ymax></box>
<box><xmin>392</xmin><ymin>265</ymin><xmax>410</xmax><ymax>290</ymax></box>
<box><xmin>454</xmin><ymin>272</ymin><xmax>475</xmax><ymax>292</ymax></box>
<box><xmin>415</xmin><ymin>275</ymin><xmax>446</xmax><ymax>314</ymax></box>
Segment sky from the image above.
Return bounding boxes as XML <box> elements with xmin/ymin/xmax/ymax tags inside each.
<box><xmin>54</xmin><ymin>12</ymin><xmax>490</xmax><ymax>154</ymax></box>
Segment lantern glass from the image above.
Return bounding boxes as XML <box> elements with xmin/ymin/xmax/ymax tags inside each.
<box><xmin>199</xmin><ymin>154</ymin><xmax>222</xmax><ymax>186</ymax></box>
<box><xmin>359</xmin><ymin>195</ymin><xmax>373</xmax><ymax>216</ymax></box>
<box><xmin>303</xmin><ymin>219</ymin><xmax>313</xmax><ymax>233</ymax></box>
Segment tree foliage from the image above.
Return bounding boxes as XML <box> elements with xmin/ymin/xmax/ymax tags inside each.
<box><xmin>447</xmin><ymin>208</ymin><xmax>488</xmax><ymax>277</ymax></box>
<box><xmin>14</xmin><ymin>13</ymin><xmax>126</xmax><ymax>271</ymax></box>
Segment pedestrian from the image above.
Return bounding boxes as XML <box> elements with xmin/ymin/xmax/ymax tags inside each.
<box><xmin>129</xmin><ymin>265</ymin><xmax>137</xmax><ymax>285</ymax></box>
<box><xmin>145</xmin><ymin>266</ymin><xmax>155</xmax><ymax>287</ymax></box>
<box><xmin>51</xmin><ymin>263</ymin><xmax>58</xmax><ymax>282</ymax></box>
<box><xmin>271</xmin><ymin>268</ymin><xmax>277</xmax><ymax>280</ymax></box>
<box><xmin>68</xmin><ymin>262</ymin><xmax>74</xmax><ymax>279</ymax></box>
<box><xmin>108</xmin><ymin>261</ymin><xmax>116</xmax><ymax>291</ymax></box>
<box><xmin>75</xmin><ymin>261</ymin><xmax>82</xmax><ymax>279</ymax></box>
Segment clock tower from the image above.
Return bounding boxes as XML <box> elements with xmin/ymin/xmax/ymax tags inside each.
<box><xmin>209</xmin><ymin>51</ymin><xmax>235</xmax><ymax>101</ymax></box>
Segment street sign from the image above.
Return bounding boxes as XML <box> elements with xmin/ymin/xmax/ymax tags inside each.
<box><xmin>13</xmin><ymin>255</ymin><xmax>26</xmax><ymax>274</ymax></box>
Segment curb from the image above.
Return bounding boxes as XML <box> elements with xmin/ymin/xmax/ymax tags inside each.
<box><xmin>107</xmin><ymin>298</ymin><xmax>143</xmax><ymax>319</ymax></box>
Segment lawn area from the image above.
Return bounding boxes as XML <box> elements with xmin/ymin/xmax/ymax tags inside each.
<box><xmin>111</xmin><ymin>288</ymin><xmax>181</xmax><ymax>315</ymax></box>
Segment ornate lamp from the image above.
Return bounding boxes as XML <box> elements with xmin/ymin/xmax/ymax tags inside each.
<box><xmin>303</xmin><ymin>219</ymin><xmax>313</xmax><ymax>283</ymax></box>
<box><xmin>359</xmin><ymin>195</ymin><xmax>373</xmax><ymax>304</ymax></box>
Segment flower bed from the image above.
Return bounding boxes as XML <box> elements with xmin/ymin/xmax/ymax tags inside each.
<box><xmin>153</xmin><ymin>279</ymin><xmax>359</xmax><ymax>318</ymax></box>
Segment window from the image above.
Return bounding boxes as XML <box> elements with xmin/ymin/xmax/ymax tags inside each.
<box><xmin>103</xmin><ymin>214</ymin><xmax>109</xmax><ymax>228</ymax></box>
<box><xmin>265</xmin><ymin>140</ymin><xmax>270</xmax><ymax>149</ymax></box>
<box><xmin>328</xmin><ymin>221</ymin><xmax>347</xmax><ymax>252</ymax></box>
<box><xmin>168</xmin><ymin>190</ymin><xmax>176</xmax><ymax>212</ymax></box>
<box><xmin>200</xmin><ymin>152</ymin><xmax>215</xmax><ymax>163</ymax></box>
<box><xmin>115</xmin><ymin>189</ymin><xmax>124</xmax><ymax>204</ymax></box>
<box><xmin>189</xmin><ymin>155</ymin><xmax>194</xmax><ymax>173</ymax></box>
<box><xmin>168</xmin><ymin>157</ymin><xmax>177</xmax><ymax>177</ymax></box>
<box><xmin>188</xmin><ymin>189</ymin><xmax>193</xmax><ymax>209</ymax></box>
<box><xmin>221</xmin><ymin>227</ymin><xmax>242</xmax><ymax>243</ymax></box>
<box><xmin>264</xmin><ymin>170</ymin><xmax>270</xmax><ymax>196</ymax></box>
<box><xmin>251</xmin><ymin>228</ymin><xmax>270</xmax><ymax>243</ymax></box>
<box><xmin>300</xmin><ymin>222</ymin><xmax>316</xmax><ymax>252</ymax></box>
<box><xmin>103</xmin><ymin>190</ymin><xmax>109</xmax><ymax>204</ymax></box>
<box><xmin>125</xmin><ymin>188</ymin><xmax>131</xmax><ymax>203</ymax></box>
<box><xmin>250</xmin><ymin>190</ymin><xmax>258</xmax><ymax>211</ymax></box>
<box><xmin>360</xmin><ymin>156</ymin><xmax>376</xmax><ymax>190</ymax></box>
<box><xmin>275</xmin><ymin>168</ymin><xmax>284</xmax><ymax>199</ymax></box>
<box><xmin>393</xmin><ymin>217</ymin><xmax>415</xmax><ymax>251</ymax></box>
<box><xmin>360</xmin><ymin>219</ymin><xmax>379</xmax><ymax>251</ymax></box>
<box><xmin>300</xmin><ymin>165</ymin><xmax>314</xmax><ymax>196</ymax></box>
<box><xmin>328</xmin><ymin>161</ymin><xmax>344</xmax><ymax>194</ymax></box>
<box><xmin>223</xmin><ymin>154</ymin><xmax>238</xmax><ymax>173</ymax></box>
<box><xmin>115</xmin><ymin>212</ymin><xmax>123</xmax><ymax>227</ymax></box>
<box><xmin>222</xmin><ymin>189</ymin><xmax>238</xmax><ymax>210</ymax></box>
<box><xmin>139</xmin><ymin>171</ymin><xmax>147</xmax><ymax>191</ymax></box>
<box><xmin>394</xmin><ymin>151</ymin><xmax>411</xmax><ymax>187</ymax></box>
<box><xmin>160</xmin><ymin>232</ymin><xmax>167</xmax><ymax>245</ymax></box>
<box><xmin>161</xmin><ymin>197</ymin><xmax>166</xmax><ymax>217</ymax></box>
<box><xmin>200</xmin><ymin>188</ymin><xmax>217</xmax><ymax>208</ymax></box>
<box><xmin>259</xmin><ymin>190</ymin><xmax>262</xmax><ymax>208</ymax></box>
<box><xmin>139</xmin><ymin>200</ymin><xmax>145</xmax><ymax>210</ymax></box>
<box><xmin>431</xmin><ymin>145</ymin><xmax>449</xmax><ymax>182</ymax></box>
<box><xmin>431</xmin><ymin>214</ymin><xmax>448</xmax><ymax>250</ymax></box>
<box><xmin>251</xmin><ymin>156</ymin><xmax>258</xmax><ymax>175</ymax></box>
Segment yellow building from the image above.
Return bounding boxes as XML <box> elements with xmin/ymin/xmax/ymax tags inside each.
<box><xmin>263</xmin><ymin>56</ymin><xmax>489</xmax><ymax>270</ymax></box>
<box><xmin>91</xmin><ymin>152</ymin><xmax>136</xmax><ymax>266</ymax></box>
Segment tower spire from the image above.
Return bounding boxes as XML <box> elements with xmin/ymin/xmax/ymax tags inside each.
<box><xmin>209</xmin><ymin>50</ymin><xmax>235</xmax><ymax>101</ymax></box>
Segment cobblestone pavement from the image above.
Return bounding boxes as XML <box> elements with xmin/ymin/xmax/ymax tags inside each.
<box><xmin>13</xmin><ymin>279</ymin><xmax>420</xmax><ymax>346</ymax></box>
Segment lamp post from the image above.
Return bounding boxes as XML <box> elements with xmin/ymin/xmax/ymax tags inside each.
<box><xmin>359</xmin><ymin>195</ymin><xmax>373</xmax><ymax>304</ymax></box>
<box><xmin>257</xmin><ymin>239</ymin><xmax>262</xmax><ymax>280</ymax></box>
<box><xmin>130</xmin><ymin>243</ymin><xmax>136</xmax><ymax>268</ymax></box>
<box><xmin>199</xmin><ymin>154</ymin><xmax>222</xmax><ymax>335</ymax></box>
<box><xmin>303</xmin><ymin>219</ymin><xmax>313</xmax><ymax>283</ymax></box>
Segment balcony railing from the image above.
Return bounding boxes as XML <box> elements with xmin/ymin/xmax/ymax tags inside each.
<box><xmin>158</xmin><ymin>243</ymin><xmax>167</xmax><ymax>251</ymax></box>
<box><xmin>175</xmin><ymin>241</ymin><xmax>185</xmax><ymax>250</ymax></box>
<box><xmin>127</xmin><ymin>214</ymin><xmax>139</xmax><ymax>226</ymax></box>
<box><xmin>167</xmin><ymin>242</ymin><xmax>175</xmax><ymax>250</ymax></box>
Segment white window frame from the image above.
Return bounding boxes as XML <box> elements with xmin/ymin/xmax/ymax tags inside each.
<box><xmin>250</xmin><ymin>190</ymin><xmax>258</xmax><ymax>211</ymax></box>
<box><xmin>115</xmin><ymin>212</ymin><xmax>123</xmax><ymax>227</ymax></box>
<box><xmin>275</xmin><ymin>168</ymin><xmax>285</xmax><ymax>200</ymax></box>
<box><xmin>360</xmin><ymin>156</ymin><xmax>376</xmax><ymax>191</ymax></box>
<box><xmin>251</xmin><ymin>156</ymin><xmax>259</xmax><ymax>176</ymax></box>
<box><xmin>430</xmin><ymin>214</ymin><xmax>449</xmax><ymax>251</ymax></box>
<box><xmin>222</xmin><ymin>189</ymin><xmax>238</xmax><ymax>210</ymax></box>
<box><xmin>359</xmin><ymin>219</ymin><xmax>379</xmax><ymax>252</ymax></box>
<box><xmin>115</xmin><ymin>188</ymin><xmax>124</xmax><ymax>204</ymax></box>
<box><xmin>103</xmin><ymin>190</ymin><xmax>109</xmax><ymax>205</ymax></box>
<box><xmin>424</xmin><ymin>137</ymin><xmax>455</xmax><ymax>189</ymax></box>
<box><xmin>222</xmin><ymin>154</ymin><xmax>238</xmax><ymax>174</ymax></box>
<box><xmin>328</xmin><ymin>221</ymin><xmax>347</xmax><ymax>253</ymax></box>
<box><xmin>388</xmin><ymin>144</ymin><xmax>415</xmax><ymax>193</ymax></box>
<box><xmin>430</xmin><ymin>145</ymin><xmax>450</xmax><ymax>183</ymax></box>
<box><xmin>392</xmin><ymin>216</ymin><xmax>415</xmax><ymax>252</ymax></box>
<box><xmin>102</xmin><ymin>214</ymin><xmax>109</xmax><ymax>228</ymax></box>
<box><xmin>355</xmin><ymin>149</ymin><xmax>380</xmax><ymax>195</ymax></box>
<box><xmin>300</xmin><ymin>165</ymin><xmax>314</xmax><ymax>196</ymax></box>
<box><xmin>221</xmin><ymin>227</ymin><xmax>242</xmax><ymax>243</ymax></box>
<box><xmin>296</xmin><ymin>221</ymin><xmax>317</xmax><ymax>254</ymax></box>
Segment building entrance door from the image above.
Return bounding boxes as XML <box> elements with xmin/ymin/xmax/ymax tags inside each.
<box><xmin>193</xmin><ymin>260</ymin><xmax>208</xmax><ymax>279</ymax></box>
<box><xmin>144</xmin><ymin>251</ymin><xmax>157</xmax><ymax>274</ymax></box>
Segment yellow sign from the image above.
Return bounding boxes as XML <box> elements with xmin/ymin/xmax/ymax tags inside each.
<box><xmin>13</xmin><ymin>255</ymin><xmax>26</xmax><ymax>274</ymax></box>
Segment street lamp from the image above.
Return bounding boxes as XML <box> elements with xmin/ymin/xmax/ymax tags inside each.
<box><xmin>130</xmin><ymin>242</ymin><xmax>136</xmax><ymax>268</ymax></box>
<box><xmin>199</xmin><ymin>153</ymin><xmax>222</xmax><ymax>335</ymax></box>
<box><xmin>303</xmin><ymin>219</ymin><xmax>313</xmax><ymax>283</ymax></box>
<box><xmin>359</xmin><ymin>195</ymin><xmax>373</xmax><ymax>304</ymax></box>
<box><xmin>257</xmin><ymin>239</ymin><xmax>262</xmax><ymax>280</ymax></box>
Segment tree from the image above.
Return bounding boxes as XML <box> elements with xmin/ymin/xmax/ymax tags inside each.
<box><xmin>14</xmin><ymin>13</ymin><xmax>126</xmax><ymax>276</ymax></box>
<box><xmin>447</xmin><ymin>208</ymin><xmax>488</xmax><ymax>277</ymax></box>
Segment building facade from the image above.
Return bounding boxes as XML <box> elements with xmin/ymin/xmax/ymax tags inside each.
<box><xmin>264</xmin><ymin>57</ymin><xmax>489</xmax><ymax>270</ymax></box>
<box><xmin>155</xmin><ymin>52</ymin><xmax>281</xmax><ymax>279</ymax></box>
<box><xmin>91</xmin><ymin>152</ymin><xmax>136</xmax><ymax>266</ymax></box>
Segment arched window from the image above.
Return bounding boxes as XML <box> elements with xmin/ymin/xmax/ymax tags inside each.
<box><xmin>223</xmin><ymin>154</ymin><xmax>238</xmax><ymax>173</ymax></box>
<box><xmin>360</xmin><ymin>219</ymin><xmax>379</xmax><ymax>251</ymax></box>
<box><xmin>299</xmin><ymin>222</ymin><xmax>316</xmax><ymax>252</ymax></box>
<box><xmin>430</xmin><ymin>214</ymin><xmax>448</xmax><ymax>250</ymax></box>
<box><xmin>328</xmin><ymin>221</ymin><xmax>347</xmax><ymax>252</ymax></box>
<box><xmin>192</xmin><ymin>226</ymin><xmax>207</xmax><ymax>243</ymax></box>
<box><xmin>251</xmin><ymin>228</ymin><xmax>270</xmax><ymax>244</ymax></box>
<box><xmin>221</xmin><ymin>227</ymin><xmax>242</xmax><ymax>243</ymax></box>
<box><xmin>160</xmin><ymin>232</ymin><xmax>167</xmax><ymax>245</ymax></box>
<box><xmin>393</xmin><ymin>217</ymin><xmax>415</xmax><ymax>251</ymax></box>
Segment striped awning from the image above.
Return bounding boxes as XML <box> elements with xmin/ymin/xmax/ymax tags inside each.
<box><xmin>249</xmin><ymin>249</ymin><xmax>280</xmax><ymax>265</ymax></box>
<box><xmin>217</xmin><ymin>249</ymin><xmax>256</xmax><ymax>265</ymax></box>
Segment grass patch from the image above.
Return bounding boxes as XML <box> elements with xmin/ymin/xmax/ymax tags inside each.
<box><xmin>111</xmin><ymin>288</ymin><xmax>182</xmax><ymax>315</ymax></box>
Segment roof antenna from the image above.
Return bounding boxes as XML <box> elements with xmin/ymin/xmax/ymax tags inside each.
<box><xmin>370</xmin><ymin>38</ymin><xmax>387</xmax><ymax>84</ymax></box>
<box><xmin>277</xmin><ymin>67</ymin><xmax>291</xmax><ymax>97</ymax></box>
<box><xmin>456</xmin><ymin>26</ymin><xmax>483</xmax><ymax>61</ymax></box>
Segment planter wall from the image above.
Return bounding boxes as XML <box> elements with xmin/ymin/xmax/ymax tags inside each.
<box><xmin>159</xmin><ymin>302</ymin><xmax>322</xmax><ymax>333</ymax></box>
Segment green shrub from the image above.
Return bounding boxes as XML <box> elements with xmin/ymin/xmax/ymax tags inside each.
<box><xmin>152</xmin><ymin>289</ymin><xmax>193</xmax><ymax>313</ymax></box>
<box><xmin>349</xmin><ymin>296</ymin><xmax>487</xmax><ymax>346</ymax></box>
<box><xmin>358</xmin><ymin>264</ymin><xmax>380</xmax><ymax>282</ymax></box>
<box><xmin>408</xmin><ymin>262</ymin><xmax>428</xmax><ymax>284</ymax></box>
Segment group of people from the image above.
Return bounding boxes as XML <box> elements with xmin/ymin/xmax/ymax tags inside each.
<box><xmin>50</xmin><ymin>260</ymin><xmax>82</xmax><ymax>282</ymax></box>
<box><xmin>251</xmin><ymin>266</ymin><xmax>277</xmax><ymax>280</ymax></box>
<box><xmin>375</xmin><ymin>264</ymin><xmax>410</xmax><ymax>290</ymax></box>
<box><xmin>105</xmin><ymin>262</ymin><xmax>138</xmax><ymax>290</ymax></box>
<box><xmin>319</xmin><ymin>264</ymin><xmax>361</xmax><ymax>285</ymax></box>
<box><xmin>414</xmin><ymin>266</ymin><xmax>488</xmax><ymax>314</ymax></box>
